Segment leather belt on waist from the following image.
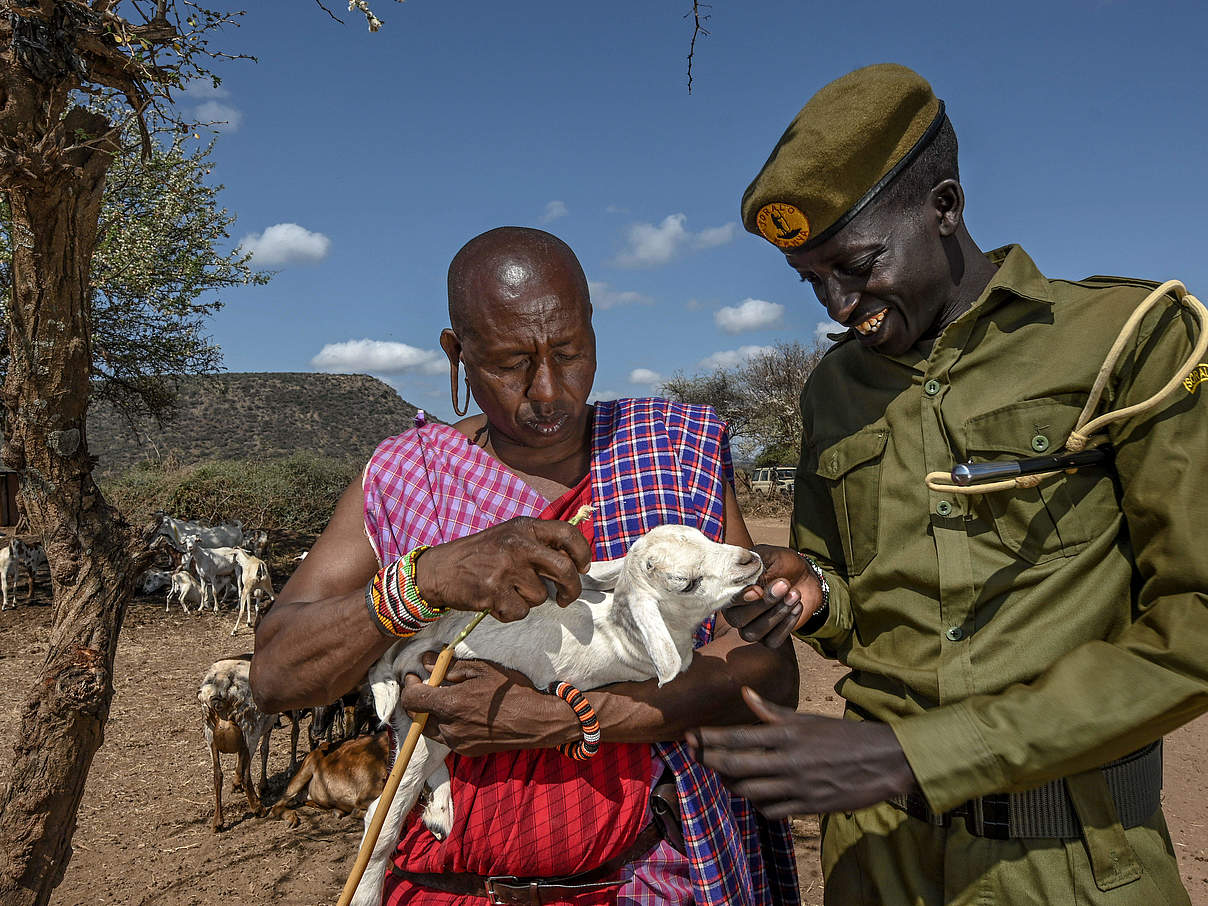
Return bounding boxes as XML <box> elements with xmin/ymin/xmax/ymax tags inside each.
<box><xmin>387</xmin><ymin>821</ymin><xmax>664</xmax><ymax>905</ymax></box>
<box><xmin>889</xmin><ymin>741</ymin><xmax>1163</xmax><ymax>839</ymax></box>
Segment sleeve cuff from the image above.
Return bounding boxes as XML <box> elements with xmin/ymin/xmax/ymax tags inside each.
<box><xmin>890</xmin><ymin>703</ymin><xmax>1007</xmax><ymax>813</ymax></box>
<box><xmin>792</xmin><ymin>567</ymin><xmax>851</xmax><ymax>644</ymax></box>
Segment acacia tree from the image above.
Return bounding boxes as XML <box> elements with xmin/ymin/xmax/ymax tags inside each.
<box><xmin>0</xmin><ymin>116</ymin><xmax>268</xmax><ymax>428</ymax></box>
<box><xmin>662</xmin><ymin>340</ymin><xmax>827</xmax><ymax>462</ymax></box>
<box><xmin>0</xmin><ymin>3</ymin><xmax>389</xmax><ymax>902</ymax></box>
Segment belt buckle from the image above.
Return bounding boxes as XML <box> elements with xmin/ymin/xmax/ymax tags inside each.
<box><xmin>484</xmin><ymin>875</ymin><xmax>540</xmax><ymax>905</ymax></box>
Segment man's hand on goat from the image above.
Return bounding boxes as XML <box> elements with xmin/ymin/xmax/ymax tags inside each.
<box><xmin>400</xmin><ymin>652</ymin><xmax>572</xmax><ymax>756</ymax></box>
<box><xmin>415</xmin><ymin>516</ymin><xmax>593</xmax><ymax>622</ymax></box>
<box><xmin>723</xmin><ymin>545</ymin><xmax>818</xmax><ymax>648</ymax></box>
<box><xmin>685</xmin><ymin>688</ymin><xmax>919</xmax><ymax>819</ymax></box>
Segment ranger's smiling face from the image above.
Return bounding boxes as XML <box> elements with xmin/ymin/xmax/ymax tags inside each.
<box><xmin>785</xmin><ymin>186</ymin><xmax>961</xmax><ymax>357</ymax></box>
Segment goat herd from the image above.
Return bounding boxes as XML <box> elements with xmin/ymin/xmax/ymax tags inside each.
<box><xmin>136</xmin><ymin>512</ymin><xmax>391</xmax><ymax>838</ymax></box>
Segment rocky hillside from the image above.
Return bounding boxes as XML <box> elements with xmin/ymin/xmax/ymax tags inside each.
<box><xmin>88</xmin><ymin>372</ymin><xmax>422</xmax><ymax>475</ymax></box>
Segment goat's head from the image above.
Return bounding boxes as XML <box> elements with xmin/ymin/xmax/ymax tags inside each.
<box><xmin>198</xmin><ymin>658</ymin><xmax>253</xmax><ymax>721</ymax></box>
<box><xmin>586</xmin><ymin>525</ymin><xmax>763</xmax><ymax>686</ymax></box>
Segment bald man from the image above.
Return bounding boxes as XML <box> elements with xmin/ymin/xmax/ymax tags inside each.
<box><xmin>252</xmin><ymin>227</ymin><xmax>802</xmax><ymax>906</ymax></box>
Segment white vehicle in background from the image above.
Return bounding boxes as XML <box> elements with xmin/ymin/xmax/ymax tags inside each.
<box><xmin>749</xmin><ymin>466</ymin><xmax>796</xmax><ymax>496</ymax></box>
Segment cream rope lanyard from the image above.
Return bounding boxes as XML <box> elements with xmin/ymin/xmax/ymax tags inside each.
<box><xmin>925</xmin><ymin>280</ymin><xmax>1208</xmax><ymax>496</ymax></box>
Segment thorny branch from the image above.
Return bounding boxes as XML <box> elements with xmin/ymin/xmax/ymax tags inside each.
<box><xmin>685</xmin><ymin>0</ymin><xmax>710</xmax><ymax>94</ymax></box>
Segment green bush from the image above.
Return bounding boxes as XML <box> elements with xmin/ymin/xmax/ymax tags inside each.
<box><xmin>102</xmin><ymin>452</ymin><xmax>359</xmax><ymax>534</ymax></box>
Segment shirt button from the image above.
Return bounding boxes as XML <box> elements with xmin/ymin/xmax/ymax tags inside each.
<box><xmin>935</xmin><ymin>500</ymin><xmax>953</xmax><ymax>517</ymax></box>
<box><xmin>1031</xmin><ymin>434</ymin><xmax>1050</xmax><ymax>453</ymax></box>
<box><xmin>945</xmin><ymin>626</ymin><xmax>965</xmax><ymax>642</ymax></box>
<box><xmin>924</xmin><ymin>380</ymin><xmax>942</xmax><ymax>396</ymax></box>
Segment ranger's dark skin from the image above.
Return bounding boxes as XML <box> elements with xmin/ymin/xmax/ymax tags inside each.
<box><xmin>696</xmin><ymin>178</ymin><xmax>998</xmax><ymax>816</ymax></box>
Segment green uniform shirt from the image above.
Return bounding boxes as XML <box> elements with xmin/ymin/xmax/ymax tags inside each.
<box><xmin>791</xmin><ymin>245</ymin><xmax>1208</xmax><ymax>813</ymax></box>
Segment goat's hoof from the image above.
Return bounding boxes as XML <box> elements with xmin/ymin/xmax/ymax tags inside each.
<box><xmin>421</xmin><ymin>795</ymin><xmax>454</xmax><ymax>840</ymax></box>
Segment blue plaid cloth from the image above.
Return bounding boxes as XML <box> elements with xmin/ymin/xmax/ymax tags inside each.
<box><xmin>591</xmin><ymin>398</ymin><xmax>801</xmax><ymax>906</ymax></box>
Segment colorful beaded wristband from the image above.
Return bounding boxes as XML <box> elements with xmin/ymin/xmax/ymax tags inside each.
<box><xmin>545</xmin><ymin>681</ymin><xmax>601</xmax><ymax>761</ymax></box>
<box><xmin>365</xmin><ymin>545</ymin><xmax>447</xmax><ymax>638</ymax></box>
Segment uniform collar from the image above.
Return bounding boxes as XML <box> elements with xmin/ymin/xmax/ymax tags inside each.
<box><xmin>874</xmin><ymin>244</ymin><xmax>1051</xmax><ymax>370</ymax></box>
<box><xmin>978</xmin><ymin>244</ymin><xmax>1053</xmax><ymax>307</ymax></box>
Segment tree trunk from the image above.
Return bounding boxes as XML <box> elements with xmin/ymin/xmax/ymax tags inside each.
<box><xmin>0</xmin><ymin>105</ymin><xmax>143</xmax><ymax>904</ymax></box>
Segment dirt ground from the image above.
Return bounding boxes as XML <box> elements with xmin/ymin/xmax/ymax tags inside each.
<box><xmin>0</xmin><ymin>521</ymin><xmax>1202</xmax><ymax>905</ymax></box>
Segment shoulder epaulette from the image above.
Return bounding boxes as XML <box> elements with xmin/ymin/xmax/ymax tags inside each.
<box><xmin>1075</xmin><ymin>274</ymin><xmax>1165</xmax><ymax>292</ymax></box>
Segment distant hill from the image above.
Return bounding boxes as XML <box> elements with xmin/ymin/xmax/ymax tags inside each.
<box><xmin>88</xmin><ymin>372</ymin><xmax>423</xmax><ymax>476</ymax></box>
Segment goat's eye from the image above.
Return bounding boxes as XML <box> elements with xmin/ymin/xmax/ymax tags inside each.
<box><xmin>672</xmin><ymin>575</ymin><xmax>701</xmax><ymax>593</ymax></box>
<box><xmin>645</xmin><ymin>558</ymin><xmax>654</xmax><ymax>571</ymax></box>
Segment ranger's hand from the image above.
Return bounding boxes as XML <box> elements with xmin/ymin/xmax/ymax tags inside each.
<box><xmin>415</xmin><ymin>516</ymin><xmax>592</xmax><ymax>622</ymax></box>
<box><xmin>400</xmin><ymin>652</ymin><xmax>571</xmax><ymax>756</ymax></box>
<box><xmin>723</xmin><ymin>545</ymin><xmax>820</xmax><ymax>647</ymax></box>
<box><xmin>686</xmin><ymin>688</ymin><xmax>919</xmax><ymax>819</ymax></box>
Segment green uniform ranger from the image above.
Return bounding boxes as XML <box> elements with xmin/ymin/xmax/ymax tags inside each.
<box><xmin>691</xmin><ymin>63</ymin><xmax>1206</xmax><ymax>905</ymax></box>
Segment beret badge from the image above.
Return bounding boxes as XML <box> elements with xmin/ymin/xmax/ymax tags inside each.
<box><xmin>755</xmin><ymin>202</ymin><xmax>811</xmax><ymax>249</ymax></box>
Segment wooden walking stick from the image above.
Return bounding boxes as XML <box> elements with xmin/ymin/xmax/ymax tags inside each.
<box><xmin>336</xmin><ymin>505</ymin><xmax>595</xmax><ymax>906</ymax></box>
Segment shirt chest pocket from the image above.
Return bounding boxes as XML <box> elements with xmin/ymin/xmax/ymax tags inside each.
<box><xmin>814</xmin><ymin>428</ymin><xmax>889</xmax><ymax>576</ymax></box>
<box><xmin>963</xmin><ymin>399</ymin><xmax>1120</xmax><ymax>564</ymax></box>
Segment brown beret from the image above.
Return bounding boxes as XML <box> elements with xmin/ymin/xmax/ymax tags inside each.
<box><xmin>741</xmin><ymin>63</ymin><xmax>945</xmax><ymax>251</ymax></box>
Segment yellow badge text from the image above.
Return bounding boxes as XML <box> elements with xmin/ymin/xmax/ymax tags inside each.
<box><xmin>756</xmin><ymin>203</ymin><xmax>811</xmax><ymax>249</ymax></box>
<box><xmin>1184</xmin><ymin>362</ymin><xmax>1208</xmax><ymax>394</ymax></box>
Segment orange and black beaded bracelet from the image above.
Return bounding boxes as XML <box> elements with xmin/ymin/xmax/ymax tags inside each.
<box><xmin>545</xmin><ymin>681</ymin><xmax>601</xmax><ymax>760</ymax></box>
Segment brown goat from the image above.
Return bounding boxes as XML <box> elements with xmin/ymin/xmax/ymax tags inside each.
<box><xmin>271</xmin><ymin>732</ymin><xmax>389</xmax><ymax>828</ymax></box>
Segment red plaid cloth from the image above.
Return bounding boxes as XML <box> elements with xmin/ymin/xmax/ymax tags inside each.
<box><xmin>368</xmin><ymin>425</ymin><xmax>652</xmax><ymax>906</ymax></box>
<box><xmin>365</xmin><ymin>401</ymin><xmax>799</xmax><ymax>906</ymax></box>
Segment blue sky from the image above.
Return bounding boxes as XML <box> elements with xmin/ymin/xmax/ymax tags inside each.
<box><xmin>193</xmin><ymin>0</ymin><xmax>1208</xmax><ymax>421</ymax></box>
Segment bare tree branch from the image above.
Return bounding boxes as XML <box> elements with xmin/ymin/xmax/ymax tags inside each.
<box><xmin>313</xmin><ymin>0</ymin><xmax>345</xmax><ymax>24</ymax></box>
<box><xmin>685</xmin><ymin>1</ymin><xmax>710</xmax><ymax>94</ymax></box>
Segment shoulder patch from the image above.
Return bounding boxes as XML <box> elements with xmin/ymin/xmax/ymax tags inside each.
<box><xmin>1185</xmin><ymin>363</ymin><xmax>1208</xmax><ymax>394</ymax></box>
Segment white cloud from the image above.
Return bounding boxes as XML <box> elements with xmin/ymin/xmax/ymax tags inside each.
<box><xmin>310</xmin><ymin>339</ymin><xmax>447</xmax><ymax>375</ymax></box>
<box><xmin>698</xmin><ymin>345</ymin><xmax>773</xmax><ymax>371</ymax></box>
<box><xmin>695</xmin><ymin>223</ymin><xmax>738</xmax><ymax>248</ymax></box>
<box><xmin>588</xmin><ymin>280</ymin><xmax>652</xmax><ymax>309</ymax></box>
<box><xmin>629</xmin><ymin>368</ymin><xmax>662</xmax><ymax>385</ymax></box>
<box><xmin>239</xmin><ymin>223</ymin><xmax>331</xmax><ymax>268</ymax></box>
<box><xmin>591</xmin><ymin>389</ymin><xmax>621</xmax><ymax>402</ymax></box>
<box><xmin>715</xmin><ymin>298</ymin><xmax>784</xmax><ymax>334</ymax></box>
<box><xmin>194</xmin><ymin>100</ymin><xmax>243</xmax><ymax>131</ymax></box>
<box><xmin>181</xmin><ymin>79</ymin><xmax>230</xmax><ymax>100</ymax></box>
<box><xmin>815</xmin><ymin>319</ymin><xmax>845</xmax><ymax>345</ymax></box>
<box><xmin>539</xmin><ymin>200</ymin><xmax>568</xmax><ymax>223</ymax></box>
<box><xmin>613</xmin><ymin>213</ymin><xmax>738</xmax><ymax>268</ymax></box>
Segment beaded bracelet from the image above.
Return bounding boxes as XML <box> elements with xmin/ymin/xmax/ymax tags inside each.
<box><xmin>365</xmin><ymin>545</ymin><xmax>447</xmax><ymax>638</ymax></box>
<box><xmin>794</xmin><ymin>552</ymin><xmax>831</xmax><ymax>636</ymax></box>
<box><xmin>544</xmin><ymin>681</ymin><xmax>601</xmax><ymax>761</ymax></box>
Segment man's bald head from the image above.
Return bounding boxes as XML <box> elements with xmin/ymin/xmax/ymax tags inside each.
<box><xmin>447</xmin><ymin>227</ymin><xmax>591</xmax><ymax>340</ymax></box>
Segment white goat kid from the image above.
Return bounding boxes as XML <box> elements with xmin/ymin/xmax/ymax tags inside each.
<box><xmin>230</xmin><ymin>550</ymin><xmax>275</xmax><ymax>635</ymax></box>
<box><xmin>184</xmin><ymin>540</ymin><xmax>242</xmax><ymax>612</ymax></box>
<box><xmin>0</xmin><ymin>539</ymin><xmax>31</xmax><ymax>611</ymax></box>
<box><xmin>350</xmin><ymin>524</ymin><xmax>762</xmax><ymax>906</ymax></box>
<box><xmin>166</xmin><ymin>569</ymin><xmax>204</xmax><ymax>613</ymax></box>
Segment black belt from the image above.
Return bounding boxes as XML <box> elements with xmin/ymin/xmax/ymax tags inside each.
<box><xmin>387</xmin><ymin>821</ymin><xmax>664</xmax><ymax>905</ymax></box>
<box><xmin>889</xmin><ymin>741</ymin><xmax>1163</xmax><ymax>839</ymax></box>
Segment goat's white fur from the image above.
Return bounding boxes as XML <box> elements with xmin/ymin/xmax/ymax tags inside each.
<box><xmin>230</xmin><ymin>550</ymin><xmax>275</xmax><ymax>635</ymax></box>
<box><xmin>184</xmin><ymin>540</ymin><xmax>242</xmax><ymax>612</ymax></box>
<box><xmin>349</xmin><ymin>524</ymin><xmax>761</xmax><ymax>906</ymax></box>
<box><xmin>166</xmin><ymin>569</ymin><xmax>203</xmax><ymax>613</ymax></box>
<box><xmin>149</xmin><ymin>511</ymin><xmax>243</xmax><ymax>552</ymax></box>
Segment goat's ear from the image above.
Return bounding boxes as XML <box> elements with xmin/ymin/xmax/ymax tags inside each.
<box><xmin>580</xmin><ymin>558</ymin><xmax>625</xmax><ymax>593</ymax></box>
<box><xmin>624</xmin><ymin>590</ymin><xmax>684</xmax><ymax>686</ymax></box>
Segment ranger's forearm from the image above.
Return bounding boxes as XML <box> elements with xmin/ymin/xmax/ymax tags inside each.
<box><xmin>588</xmin><ymin>625</ymin><xmax>800</xmax><ymax>744</ymax></box>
